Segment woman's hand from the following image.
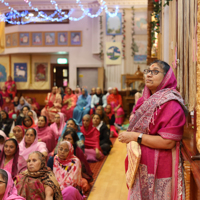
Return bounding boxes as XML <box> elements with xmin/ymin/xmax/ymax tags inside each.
<box><xmin>118</xmin><ymin>131</ymin><xmax>140</xmax><ymax>143</ymax></box>
<box><xmin>45</xmin><ymin>186</ymin><xmax>54</xmax><ymax>200</ymax></box>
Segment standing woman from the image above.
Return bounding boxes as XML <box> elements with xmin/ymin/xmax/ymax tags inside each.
<box><xmin>107</xmin><ymin>88</ymin><xmax>124</xmax><ymax>125</ymax></box>
<box><xmin>73</xmin><ymin>89</ymin><xmax>91</xmax><ymax>125</ymax></box>
<box><xmin>5</xmin><ymin>76</ymin><xmax>17</xmax><ymax>96</ymax></box>
<box><xmin>119</xmin><ymin>60</ymin><xmax>187</xmax><ymax>199</ymax></box>
<box><xmin>61</xmin><ymin>87</ymin><xmax>77</xmax><ymax>121</ymax></box>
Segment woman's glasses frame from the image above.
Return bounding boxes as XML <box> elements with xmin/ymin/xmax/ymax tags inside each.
<box><xmin>144</xmin><ymin>69</ymin><xmax>165</xmax><ymax>76</ymax></box>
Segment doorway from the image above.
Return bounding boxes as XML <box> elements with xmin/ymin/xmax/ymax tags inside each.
<box><xmin>51</xmin><ymin>64</ymin><xmax>69</xmax><ymax>88</ymax></box>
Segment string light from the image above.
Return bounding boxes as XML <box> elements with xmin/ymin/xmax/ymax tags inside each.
<box><xmin>0</xmin><ymin>0</ymin><xmax>119</xmax><ymax>24</ymax></box>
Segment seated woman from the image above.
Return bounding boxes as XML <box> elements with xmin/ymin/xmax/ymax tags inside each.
<box><xmin>0</xmin><ymin>130</ymin><xmax>7</xmax><ymax>151</ymax></box>
<box><xmin>22</xmin><ymin>116</ymin><xmax>36</xmax><ymax>132</ymax></box>
<box><xmin>74</xmin><ymin>87</ymin><xmax>82</xmax><ymax>98</ymax></box>
<box><xmin>0</xmin><ymin>86</ymin><xmax>9</xmax><ymax>103</ymax></box>
<box><xmin>19</xmin><ymin>128</ymin><xmax>48</xmax><ymax>160</ymax></box>
<box><xmin>50</xmin><ymin>113</ymin><xmax>66</xmax><ymax>141</ymax></box>
<box><xmin>92</xmin><ymin>114</ymin><xmax>112</xmax><ymax>155</ymax></box>
<box><xmin>35</xmin><ymin>116</ymin><xmax>56</xmax><ymax>153</ymax></box>
<box><xmin>2</xmin><ymin>96</ymin><xmax>15</xmax><ymax>119</ymax></box>
<box><xmin>62</xmin><ymin>128</ymin><xmax>93</xmax><ymax>192</ymax></box>
<box><xmin>15</xmin><ymin>106</ymin><xmax>30</xmax><ymax>126</ymax></box>
<box><xmin>49</xmin><ymin>141</ymin><xmax>82</xmax><ymax>192</ymax></box>
<box><xmin>27</xmin><ymin>110</ymin><xmax>38</xmax><ymax>124</ymax></box>
<box><xmin>16</xmin><ymin>97</ymin><xmax>30</xmax><ymax>113</ymax></box>
<box><xmin>107</xmin><ymin>87</ymin><xmax>124</xmax><ymax>126</ymax></box>
<box><xmin>0</xmin><ymin>139</ymin><xmax>27</xmax><ymax>178</ymax></box>
<box><xmin>90</xmin><ymin>87</ymin><xmax>107</xmax><ymax>114</ymax></box>
<box><xmin>0</xmin><ymin>111</ymin><xmax>13</xmax><ymax>136</ymax></box>
<box><xmin>96</xmin><ymin>105</ymin><xmax>110</xmax><ymax>126</ymax></box>
<box><xmin>73</xmin><ymin>89</ymin><xmax>91</xmax><ymax>125</ymax></box>
<box><xmin>60</xmin><ymin>118</ymin><xmax>85</xmax><ymax>152</ymax></box>
<box><xmin>0</xmin><ymin>169</ymin><xmax>25</xmax><ymax>200</ymax></box>
<box><xmin>105</xmin><ymin>104</ymin><xmax>118</xmax><ymax>137</ymax></box>
<box><xmin>80</xmin><ymin>114</ymin><xmax>103</xmax><ymax>162</ymax></box>
<box><xmin>27</xmin><ymin>97</ymin><xmax>40</xmax><ymax>115</ymax></box>
<box><xmin>13</xmin><ymin>126</ymin><xmax>24</xmax><ymax>144</ymax></box>
<box><xmin>12</xmin><ymin>96</ymin><xmax>19</xmax><ymax>113</ymax></box>
<box><xmin>61</xmin><ymin>87</ymin><xmax>77</xmax><ymax>121</ymax></box>
<box><xmin>15</xmin><ymin>151</ymin><xmax>63</xmax><ymax>200</ymax></box>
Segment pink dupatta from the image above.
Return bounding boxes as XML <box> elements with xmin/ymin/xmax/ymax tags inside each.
<box><xmin>53</xmin><ymin>141</ymin><xmax>82</xmax><ymax>191</ymax></box>
<box><xmin>50</xmin><ymin>113</ymin><xmax>66</xmax><ymax>140</ymax></box>
<box><xmin>127</xmin><ymin>67</ymin><xmax>187</xmax><ymax>200</ymax></box>
<box><xmin>19</xmin><ymin>130</ymin><xmax>48</xmax><ymax>160</ymax></box>
<box><xmin>2</xmin><ymin>170</ymin><xmax>25</xmax><ymax>200</ymax></box>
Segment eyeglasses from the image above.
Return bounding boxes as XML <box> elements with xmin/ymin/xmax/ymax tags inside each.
<box><xmin>144</xmin><ymin>69</ymin><xmax>165</xmax><ymax>76</ymax></box>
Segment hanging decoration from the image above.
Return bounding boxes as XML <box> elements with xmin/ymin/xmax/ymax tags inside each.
<box><xmin>122</xmin><ymin>9</ymin><xmax>126</xmax><ymax>59</ymax></box>
<box><xmin>0</xmin><ymin>0</ymin><xmax>119</xmax><ymax>24</ymax></box>
<box><xmin>151</xmin><ymin>0</ymin><xmax>173</xmax><ymax>46</ymax></box>
<box><xmin>131</xmin><ymin>6</ymin><xmax>136</xmax><ymax>58</ymax></box>
<box><xmin>99</xmin><ymin>15</ymin><xmax>104</xmax><ymax>60</ymax></box>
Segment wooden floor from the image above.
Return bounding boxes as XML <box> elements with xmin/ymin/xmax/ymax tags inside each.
<box><xmin>88</xmin><ymin>138</ymin><xmax>128</xmax><ymax>200</ymax></box>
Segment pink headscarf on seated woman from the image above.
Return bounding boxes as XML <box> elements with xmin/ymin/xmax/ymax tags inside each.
<box><xmin>50</xmin><ymin>113</ymin><xmax>66</xmax><ymax>140</ymax></box>
<box><xmin>0</xmin><ymin>138</ymin><xmax>26</xmax><ymax>178</ymax></box>
<box><xmin>1</xmin><ymin>169</ymin><xmax>25</xmax><ymax>200</ymax></box>
<box><xmin>35</xmin><ymin>116</ymin><xmax>56</xmax><ymax>153</ymax></box>
<box><xmin>19</xmin><ymin>128</ymin><xmax>48</xmax><ymax>160</ymax></box>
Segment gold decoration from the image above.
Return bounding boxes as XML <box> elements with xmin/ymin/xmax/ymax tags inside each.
<box><xmin>196</xmin><ymin>0</ymin><xmax>200</xmax><ymax>153</ymax></box>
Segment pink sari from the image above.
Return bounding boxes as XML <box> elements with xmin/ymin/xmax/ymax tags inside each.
<box><xmin>127</xmin><ymin>68</ymin><xmax>187</xmax><ymax>200</ymax></box>
<box><xmin>61</xmin><ymin>89</ymin><xmax>77</xmax><ymax>121</ymax></box>
<box><xmin>53</xmin><ymin>141</ymin><xmax>82</xmax><ymax>191</ymax></box>
<box><xmin>2</xmin><ymin>170</ymin><xmax>25</xmax><ymax>200</ymax></box>
<box><xmin>35</xmin><ymin>119</ymin><xmax>56</xmax><ymax>153</ymax></box>
<box><xmin>50</xmin><ymin>112</ymin><xmax>66</xmax><ymax>141</ymax></box>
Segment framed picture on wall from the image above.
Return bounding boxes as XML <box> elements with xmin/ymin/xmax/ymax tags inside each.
<box><xmin>12</xmin><ymin>33</ymin><xmax>18</xmax><ymax>47</ymax></box>
<box><xmin>44</xmin><ymin>32</ymin><xmax>55</xmax><ymax>46</ymax></box>
<box><xmin>106</xmin><ymin>13</ymin><xmax>122</xmax><ymax>35</ymax></box>
<box><xmin>70</xmin><ymin>31</ymin><xmax>82</xmax><ymax>46</ymax></box>
<box><xmin>14</xmin><ymin>63</ymin><xmax>27</xmax><ymax>82</ymax></box>
<box><xmin>34</xmin><ymin>63</ymin><xmax>48</xmax><ymax>82</ymax></box>
<box><xmin>5</xmin><ymin>34</ymin><xmax>12</xmax><ymax>48</ymax></box>
<box><xmin>32</xmin><ymin>32</ymin><xmax>43</xmax><ymax>46</ymax></box>
<box><xmin>134</xmin><ymin>10</ymin><xmax>147</xmax><ymax>35</ymax></box>
<box><xmin>19</xmin><ymin>33</ymin><xmax>30</xmax><ymax>46</ymax></box>
<box><xmin>57</xmin><ymin>32</ymin><xmax>69</xmax><ymax>46</ymax></box>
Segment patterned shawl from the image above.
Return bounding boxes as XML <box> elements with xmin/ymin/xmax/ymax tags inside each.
<box><xmin>53</xmin><ymin>141</ymin><xmax>82</xmax><ymax>191</ymax></box>
<box><xmin>16</xmin><ymin>152</ymin><xmax>63</xmax><ymax>200</ymax></box>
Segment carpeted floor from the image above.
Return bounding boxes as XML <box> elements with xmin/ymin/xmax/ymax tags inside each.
<box><xmin>84</xmin><ymin>137</ymin><xmax>117</xmax><ymax>199</ymax></box>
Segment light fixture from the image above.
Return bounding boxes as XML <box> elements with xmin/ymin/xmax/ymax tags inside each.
<box><xmin>57</xmin><ymin>58</ymin><xmax>68</xmax><ymax>64</ymax></box>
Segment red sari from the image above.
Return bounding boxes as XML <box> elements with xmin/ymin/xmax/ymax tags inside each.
<box><xmin>127</xmin><ymin>68</ymin><xmax>187</xmax><ymax>200</ymax></box>
<box><xmin>107</xmin><ymin>88</ymin><xmax>124</xmax><ymax>125</ymax></box>
<box><xmin>61</xmin><ymin>88</ymin><xmax>77</xmax><ymax>121</ymax></box>
<box><xmin>2</xmin><ymin>99</ymin><xmax>15</xmax><ymax>118</ymax></box>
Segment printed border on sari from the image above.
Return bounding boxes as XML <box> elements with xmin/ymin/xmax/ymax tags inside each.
<box><xmin>158</xmin><ymin>132</ymin><xmax>182</xmax><ymax>141</ymax></box>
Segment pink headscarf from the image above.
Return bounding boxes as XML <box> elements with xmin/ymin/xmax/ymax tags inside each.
<box><xmin>19</xmin><ymin>129</ymin><xmax>48</xmax><ymax>160</ymax></box>
<box><xmin>50</xmin><ymin>113</ymin><xmax>66</xmax><ymax>140</ymax></box>
<box><xmin>0</xmin><ymin>139</ymin><xmax>19</xmax><ymax>178</ymax></box>
<box><xmin>35</xmin><ymin>116</ymin><xmax>56</xmax><ymax>153</ymax></box>
<box><xmin>0</xmin><ymin>131</ymin><xmax>7</xmax><ymax>151</ymax></box>
<box><xmin>2</xmin><ymin>170</ymin><xmax>25</xmax><ymax>200</ymax></box>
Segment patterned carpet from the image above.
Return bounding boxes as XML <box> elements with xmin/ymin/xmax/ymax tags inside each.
<box><xmin>84</xmin><ymin>137</ymin><xmax>117</xmax><ymax>199</ymax></box>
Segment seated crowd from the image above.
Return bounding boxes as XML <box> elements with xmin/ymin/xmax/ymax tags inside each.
<box><xmin>0</xmin><ymin>78</ymin><xmax>125</xmax><ymax>200</ymax></box>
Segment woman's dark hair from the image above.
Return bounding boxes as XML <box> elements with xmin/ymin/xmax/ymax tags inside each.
<box><xmin>151</xmin><ymin>60</ymin><xmax>170</xmax><ymax>75</ymax></box>
<box><xmin>95</xmin><ymin>106</ymin><xmax>105</xmax><ymax>120</ymax></box>
<box><xmin>67</xmin><ymin>119</ymin><xmax>77</xmax><ymax>128</ymax></box>
<box><xmin>26</xmin><ymin>128</ymin><xmax>37</xmax><ymax>137</ymax></box>
<box><xmin>0</xmin><ymin>110</ymin><xmax>8</xmax><ymax>120</ymax></box>
<box><xmin>93</xmin><ymin>113</ymin><xmax>101</xmax><ymax>120</ymax></box>
<box><xmin>0</xmin><ymin>169</ymin><xmax>8</xmax><ymax>186</ymax></box>
<box><xmin>63</xmin><ymin>127</ymin><xmax>79</xmax><ymax>145</ymax></box>
<box><xmin>4</xmin><ymin>138</ymin><xmax>18</xmax><ymax>151</ymax></box>
<box><xmin>21</xmin><ymin>106</ymin><xmax>30</xmax><ymax>112</ymax></box>
<box><xmin>39</xmin><ymin>115</ymin><xmax>47</xmax><ymax>124</ymax></box>
<box><xmin>23</xmin><ymin>116</ymin><xmax>33</xmax><ymax>127</ymax></box>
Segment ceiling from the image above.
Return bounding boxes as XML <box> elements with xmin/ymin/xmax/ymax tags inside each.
<box><xmin>0</xmin><ymin>0</ymin><xmax>147</xmax><ymax>13</ymax></box>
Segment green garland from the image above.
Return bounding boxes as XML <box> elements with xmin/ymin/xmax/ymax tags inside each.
<box><xmin>151</xmin><ymin>0</ymin><xmax>173</xmax><ymax>46</ymax></box>
<box><xmin>99</xmin><ymin>15</ymin><xmax>103</xmax><ymax>60</ymax></box>
<box><xmin>131</xmin><ymin>6</ymin><xmax>136</xmax><ymax>58</ymax></box>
